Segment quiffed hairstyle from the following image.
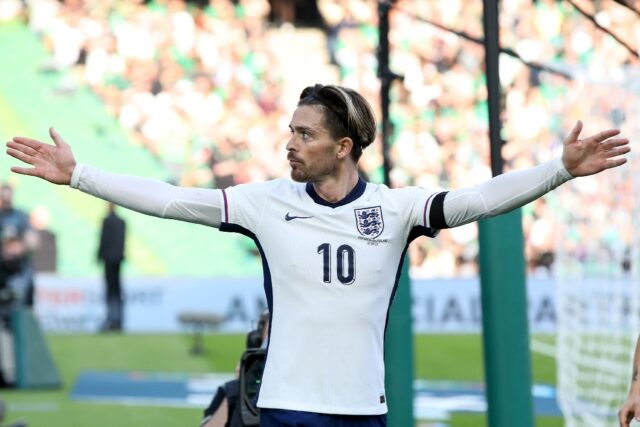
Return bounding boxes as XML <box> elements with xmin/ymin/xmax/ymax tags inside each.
<box><xmin>298</xmin><ymin>84</ymin><xmax>377</xmax><ymax>162</ymax></box>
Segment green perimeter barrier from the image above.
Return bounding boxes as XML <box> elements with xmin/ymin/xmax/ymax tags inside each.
<box><xmin>12</xmin><ymin>307</ymin><xmax>61</xmax><ymax>389</ymax></box>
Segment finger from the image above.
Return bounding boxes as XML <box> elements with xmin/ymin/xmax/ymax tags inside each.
<box><xmin>6</xmin><ymin>140</ymin><xmax>38</xmax><ymax>157</ymax></box>
<box><xmin>12</xmin><ymin>136</ymin><xmax>46</xmax><ymax>150</ymax></box>
<box><xmin>566</xmin><ymin>120</ymin><xmax>583</xmax><ymax>143</ymax></box>
<box><xmin>10</xmin><ymin>166</ymin><xmax>38</xmax><ymax>177</ymax></box>
<box><xmin>634</xmin><ymin>404</ymin><xmax>640</xmax><ymax>422</ymax></box>
<box><xmin>586</xmin><ymin>128</ymin><xmax>621</xmax><ymax>144</ymax></box>
<box><xmin>602</xmin><ymin>137</ymin><xmax>630</xmax><ymax>150</ymax></box>
<box><xmin>605</xmin><ymin>145</ymin><xmax>631</xmax><ymax>159</ymax></box>
<box><xmin>49</xmin><ymin>127</ymin><xmax>65</xmax><ymax>147</ymax></box>
<box><xmin>6</xmin><ymin>148</ymin><xmax>35</xmax><ymax>165</ymax></box>
<box><xmin>620</xmin><ymin>408</ymin><xmax>633</xmax><ymax>427</ymax></box>
<box><xmin>605</xmin><ymin>157</ymin><xmax>628</xmax><ymax>169</ymax></box>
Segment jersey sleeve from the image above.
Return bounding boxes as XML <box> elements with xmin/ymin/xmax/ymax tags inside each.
<box><xmin>220</xmin><ymin>180</ymin><xmax>276</xmax><ymax>234</ymax></box>
<box><xmin>395</xmin><ymin>186</ymin><xmax>448</xmax><ymax>238</ymax></box>
<box><xmin>70</xmin><ymin>164</ymin><xmax>225</xmax><ymax>227</ymax></box>
<box><xmin>442</xmin><ymin>158</ymin><xmax>572</xmax><ymax>227</ymax></box>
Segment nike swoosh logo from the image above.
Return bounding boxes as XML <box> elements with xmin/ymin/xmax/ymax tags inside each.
<box><xmin>285</xmin><ymin>212</ymin><xmax>314</xmax><ymax>221</ymax></box>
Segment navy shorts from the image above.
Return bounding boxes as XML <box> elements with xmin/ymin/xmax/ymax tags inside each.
<box><xmin>259</xmin><ymin>408</ymin><xmax>387</xmax><ymax>427</ymax></box>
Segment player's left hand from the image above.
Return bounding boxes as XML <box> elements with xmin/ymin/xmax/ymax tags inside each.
<box><xmin>562</xmin><ymin>120</ymin><xmax>631</xmax><ymax>177</ymax></box>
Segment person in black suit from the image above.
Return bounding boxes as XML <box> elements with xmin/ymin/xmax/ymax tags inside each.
<box><xmin>97</xmin><ymin>202</ymin><xmax>126</xmax><ymax>332</ymax></box>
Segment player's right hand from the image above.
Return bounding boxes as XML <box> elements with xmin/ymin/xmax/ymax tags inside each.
<box><xmin>6</xmin><ymin>127</ymin><xmax>77</xmax><ymax>185</ymax></box>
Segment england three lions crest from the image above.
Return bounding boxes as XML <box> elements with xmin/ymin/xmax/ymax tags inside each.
<box><xmin>354</xmin><ymin>206</ymin><xmax>384</xmax><ymax>239</ymax></box>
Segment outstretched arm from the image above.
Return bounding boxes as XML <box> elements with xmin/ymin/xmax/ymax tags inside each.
<box><xmin>619</xmin><ymin>336</ymin><xmax>640</xmax><ymax>427</ymax></box>
<box><xmin>440</xmin><ymin>121</ymin><xmax>630</xmax><ymax>228</ymax></box>
<box><xmin>7</xmin><ymin>128</ymin><xmax>224</xmax><ymax>227</ymax></box>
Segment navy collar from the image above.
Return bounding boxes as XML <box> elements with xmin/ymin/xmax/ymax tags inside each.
<box><xmin>305</xmin><ymin>178</ymin><xmax>367</xmax><ymax>208</ymax></box>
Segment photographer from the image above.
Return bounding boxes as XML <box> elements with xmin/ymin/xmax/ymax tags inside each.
<box><xmin>200</xmin><ymin>309</ymin><xmax>269</xmax><ymax>427</ymax></box>
<box><xmin>0</xmin><ymin>184</ymin><xmax>36</xmax><ymax>307</ymax></box>
<box><xmin>0</xmin><ymin>184</ymin><xmax>37</xmax><ymax>388</ymax></box>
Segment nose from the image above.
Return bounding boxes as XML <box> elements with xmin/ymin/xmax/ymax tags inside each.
<box><xmin>286</xmin><ymin>134</ymin><xmax>297</xmax><ymax>152</ymax></box>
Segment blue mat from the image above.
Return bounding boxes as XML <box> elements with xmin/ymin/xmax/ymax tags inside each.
<box><xmin>413</xmin><ymin>380</ymin><xmax>559</xmax><ymax>419</ymax></box>
<box><xmin>71</xmin><ymin>371</ymin><xmax>234</xmax><ymax>407</ymax></box>
<box><xmin>71</xmin><ymin>371</ymin><xmax>561</xmax><ymax>419</ymax></box>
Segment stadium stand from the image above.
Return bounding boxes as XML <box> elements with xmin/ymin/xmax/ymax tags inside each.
<box><xmin>0</xmin><ymin>21</ymin><xmax>258</xmax><ymax>277</ymax></box>
<box><xmin>0</xmin><ymin>0</ymin><xmax>637</xmax><ymax>279</ymax></box>
<box><xmin>324</xmin><ymin>0</ymin><xmax>638</xmax><ymax>278</ymax></box>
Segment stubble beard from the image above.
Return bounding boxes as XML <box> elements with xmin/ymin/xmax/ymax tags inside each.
<box><xmin>290</xmin><ymin>166</ymin><xmax>309</xmax><ymax>183</ymax></box>
<box><xmin>290</xmin><ymin>162</ymin><xmax>338</xmax><ymax>184</ymax></box>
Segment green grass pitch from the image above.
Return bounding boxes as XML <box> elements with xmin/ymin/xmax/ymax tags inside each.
<box><xmin>1</xmin><ymin>333</ymin><xmax>562</xmax><ymax>427</ymax></box>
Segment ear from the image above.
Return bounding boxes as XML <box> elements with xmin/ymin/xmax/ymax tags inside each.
<box><xmin>336</xmin><ymin>137</ymin><xmax>354</xmax><ymax>160</ymax></box>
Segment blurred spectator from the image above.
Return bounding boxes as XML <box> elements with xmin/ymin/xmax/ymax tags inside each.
<box><xmin>29</xmin><ymin>206</ymin><xmax>57</xmax><ymax>275</ymax></box>
<box><xmin>97</xmin><ymin>202</ymin><xmax>126</xmax><ymax>332</ymax></box>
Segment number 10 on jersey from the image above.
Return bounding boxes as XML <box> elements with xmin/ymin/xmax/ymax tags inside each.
<box><xmin>317</xmin><ymin>243</ymin><xmax>356</xmax><ymax>285</ymax></box>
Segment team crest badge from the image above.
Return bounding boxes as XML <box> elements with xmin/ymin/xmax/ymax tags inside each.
<box><xmin>354</xmin><ymin>206</ymin><xmax>384</xmax><ymax>239</ymax></box>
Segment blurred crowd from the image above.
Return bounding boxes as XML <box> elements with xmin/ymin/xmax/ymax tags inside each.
<box><xmin>323</xmin><ymin>0</ymin><xmax>639</xmax><ymax>278</ymax></box>
<box><xmin>17</xmin><ymin>0</ymin><xmax>291</xmax><ymax>188</ymax></box>
<box><xmin>2</xmin><ymin>0</ymin><xmax>639</xmax><ymax>278</ymax></box>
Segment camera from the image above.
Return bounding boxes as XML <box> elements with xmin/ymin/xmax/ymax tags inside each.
<box><xmin>245</xmin><ymin>309</ymin><xmax>269</xmax><ymax>350</ymax></box>
<box><xmin>239</xmin><ymin>348</ymin><xmax>266</xmax><ymax>426</ymax></box>
<box><xmin>201</xmin><ymin>310</ymin><xmax>269</xmax><ymax>427</ymax></box>
<box><xmin>238</xmin><ymin>309</ymin><xmax>269</xmax><ymax>426</ymax></box>
<box><xmin>0</xmin><ymin>227</ymin><xmax>22</xmax><ymax>318</ymax></box>
<box><xmin>0</xmin><ymin>226</ymin><xmax>26</xmax><ymax>277</ymax></box>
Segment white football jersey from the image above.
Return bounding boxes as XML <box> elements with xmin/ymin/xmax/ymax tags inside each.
<box><xmin>221</xmin><ymin>178</ymin><xmax>444</xmax><ymax>415</ymax></box>
<box><xmin>71</xmin><ymin>157</ymin><xmax>571</xmax><ymax>415</ymax></box>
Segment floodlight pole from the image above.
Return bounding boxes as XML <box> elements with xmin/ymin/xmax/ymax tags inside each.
<box><xmin>479</xmin><ymin>1</ymin><xmax>535</xmax><ymax>427</ymax></box>
<box><xmin>378</xmin><ymin>2</ymin><xmax>414</xmax><ymax>427</ymax></box>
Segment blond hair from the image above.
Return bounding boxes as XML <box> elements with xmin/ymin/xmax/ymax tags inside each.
<box><xmin>298</xmin><ymin>84</ymin><xmax>377</xmax><ymax>162</ymax></box>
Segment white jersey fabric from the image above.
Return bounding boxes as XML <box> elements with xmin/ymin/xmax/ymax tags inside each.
<box><xmin>221</xmin><ymin>178</ymin><xmax>438</xmax><ymax>414</ymax></box>
<box><xmin>70</xmin><ymin>157</ymin><xmax>572</xmax><ymax>415</ymax></box>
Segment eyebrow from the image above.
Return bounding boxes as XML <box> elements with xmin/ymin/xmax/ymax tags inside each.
<box><xmin>289</xmin><ymin>125</ymin><xmax>315</xmax><ymax>134</ymax></box>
